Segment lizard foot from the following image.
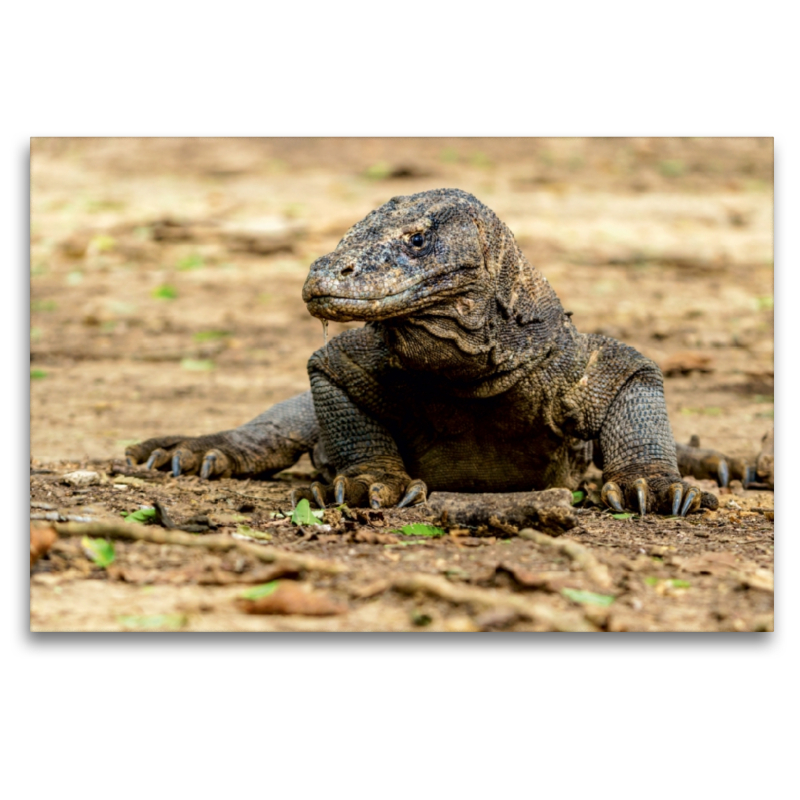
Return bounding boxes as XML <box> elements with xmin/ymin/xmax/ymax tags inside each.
<box><xmin>676</xmin><ymin>436</ymin><xmax>759</xmax><ymax>488</ymax></box>
<box><xmin>295</xmin><ymin>471</ymin><xmax>427</xmax><ymax>509</ymax></box>
<box><xmin>126</xmin><ymin>435</ymin><xmax>237</xmax><ymax>479</ymax></box>
<box><xmin>601</xmin><ymin>475</ymin><xmax>718</xmax><ymax>517</ymax></box>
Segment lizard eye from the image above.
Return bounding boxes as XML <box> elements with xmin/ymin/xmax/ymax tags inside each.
<box><xmin>409</xmin><ymin>232</ymin><xmax>425</xmax><ymax>248</ymax></box>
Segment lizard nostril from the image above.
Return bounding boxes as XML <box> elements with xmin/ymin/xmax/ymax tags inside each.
<box><xmin>340</xmin><ymin>265</ymin><xmax>355</xmax><ymax>277</ymax></box>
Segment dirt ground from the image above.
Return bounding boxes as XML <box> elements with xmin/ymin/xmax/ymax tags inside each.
<box><xmin>29</xmin><ymin>137</ymin><xmax>774</xmax><ymax>632</ymax></box>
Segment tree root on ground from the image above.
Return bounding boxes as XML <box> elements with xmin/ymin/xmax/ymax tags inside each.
<box><xmin>391</xmin><ymin>573</ymin><xmax>597</xmax><ymax>632</ymax></box>
<box><xmin>52</xmin><ymin>521</ymin><xmax>346</xmax><ymax>575</ymax></box>
<box><xmin>519</xmin><ymin>528</ymin><xmax>613</xmax><ymax>590</ymax></box>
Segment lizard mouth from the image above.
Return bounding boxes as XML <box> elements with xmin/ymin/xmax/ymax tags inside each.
<box><xmin>303</xmin><ymin>271</ymin><xmax>478</xmax><ymax>322</ymax></box>
<box><xmin>304</xmin><ymin>288</ymin><xmax>441</xmax><ymax>322</ymax></box>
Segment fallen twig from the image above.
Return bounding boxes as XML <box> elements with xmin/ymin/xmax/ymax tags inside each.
<box><xmin>518</xmin><ymin>529</ymin><xmax>613</xmax><ymax>590</ymax></box>
<box><xmin>52</xmin><ymin>521</ymin><xmax>346</xmax><ymax>575</ymax></box>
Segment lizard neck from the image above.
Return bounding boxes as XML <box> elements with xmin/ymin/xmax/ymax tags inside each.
<box><xmin>378</xmin><ymin>261</ymin><xmax>571</xmax><ymax>389</ymax></box>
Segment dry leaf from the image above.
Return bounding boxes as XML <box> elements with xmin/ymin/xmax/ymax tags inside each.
<box><xmin>30</xmin><ymin>523</ymin><xmax>57</xmax><ymax>568</ymax></box>
<box><xmin>235</xmin><ymin>582</ymin><xmax>346</xmax><ymax>616</ymax></box>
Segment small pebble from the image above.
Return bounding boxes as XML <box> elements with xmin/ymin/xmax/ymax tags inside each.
<box><xmin>62</xmin><ymin>470</ymin><xmax>101</xmax><ymax>487</ymax></box>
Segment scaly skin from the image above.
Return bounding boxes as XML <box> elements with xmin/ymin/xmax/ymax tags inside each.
<box><xmin>128</xmin><ymin>188</ymin><xmax>728</xmax><ymax>515</ymax></box>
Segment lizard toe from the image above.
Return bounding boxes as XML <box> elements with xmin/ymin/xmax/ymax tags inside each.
<box><xmin>601</xmin><ymin>481</ymin><xmax>625</xmax><ymax>513</ymax></box>
<box><xmin>397</xmin><ymin>479</ymin><xmax>428</xmax><ymax>508</ymax></box>
<box><xmin>310</xmin><ymin>481</ymin><xmax>330</xmax><ymax>509</ymax></box>
<box><xmin>200</xmin><ymin>449</ymin><xmax>232</xmax><ymax>479</ymax></box>
<box><xmin>145</xmin><ymin>448</ymin><xmax>172</xmax><ymax>471</ymax></box>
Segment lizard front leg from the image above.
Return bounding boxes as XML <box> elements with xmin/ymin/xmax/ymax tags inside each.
<box><xmin>598</xmin><ymin>369</ymin><xmax>719</xmax><ymax>516</ymax></box>
<box><xmin>126</xmin><ymin>392</ymin><xmax>321</xmax><ymax>479</ymax></box>
<box><xmin>302</xmin><ymin>344</ymin><xmax>426</xmax><ymax>509</ymax></box>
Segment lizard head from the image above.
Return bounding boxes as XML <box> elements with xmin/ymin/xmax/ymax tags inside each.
<box><xmin>302</xmin><ymin>188</ymin><xmax>493</xmax><ymax>323</ymax></box>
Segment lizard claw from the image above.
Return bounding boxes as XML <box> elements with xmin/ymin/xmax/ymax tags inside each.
<box><xmin>669</xmin><ymin>482</ymin><xmax>684</xmax><ymax>516</ymax></box>
<box><xmin>310</xmin><ymin>482</ymin><xmax>328</xmax><ymax>509</ymax></box>
<box><xmin>200</xmin><ymin>452</ymin><xmax>217</xmax><ymax>479</ymax></box>
<box><xmin>717</xmin><ymin>459</ymin><xmax>729</xmax><ymax>488</ymax></box>
<box><xmin>334</xmin><ymin>476</ymin><xmax>347</xmax><ymax>505</ymax></box>
<box><xmin>171</xmin><ymin>453</ymin><xmax>182</xmax><ymax>477</ymax></box>
<box><xmin>369</xmin><ymin>483</ymin><xmax>386</xmax><ymax>509</ymax></box>
<box><xmin>145</xmin><ymin>448</ymin><xmax>171</xmax><ymax>470</ymax></box>
<box><xmin>601</xmin><ymin>481</ymin><xmax>625</xmax><ymax>513</ymax></box>
<box><xmin>680</xmin><ymin>486</ymin><xmax>700</xmax><ymax>517</ymax></box>
<box><xmin>397</xmin><ymin>479</ymin><xmax>428</xmax><ymax>508</ymax></box>
<box><xmin>633</xmin><ymin>478</ymin><xmax>648</xmax><ymax>517</ymax></box>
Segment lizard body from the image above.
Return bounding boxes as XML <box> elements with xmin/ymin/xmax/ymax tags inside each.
<box><xmin>128</xmin><ymin>189</ymin><xmax>730</xmax><ymax>515</ymax></box>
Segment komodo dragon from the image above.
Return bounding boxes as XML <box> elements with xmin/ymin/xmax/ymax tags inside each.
<box><xmin>127</xmin><ymin>188</ymin><xmax>746</xmax><ymax>517</ymax></box>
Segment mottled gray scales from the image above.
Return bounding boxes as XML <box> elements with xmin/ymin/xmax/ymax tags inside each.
<box><xmin>128</xmin><ymin>188</ymin><xmax>724</xmax><ymax>515</ymax></box>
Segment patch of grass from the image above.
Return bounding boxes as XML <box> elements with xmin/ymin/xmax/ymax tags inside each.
<box><xmin>31</xmin><ymin>299</ymin><xmax>57</xmax><ymax>312</ymax></box>
<box><xmin>30</xmin><ymin>369</ymin><xmax>48</xmax><ymax>380</ymax></box>
<box><xmin>440</xmin><ymin>147</ymin><xmax>459</xmax><ymax>163</ymax></box>
<box><xmin>180</xmin><ymin>358</ymin><xmax>215</xmax><ymax>371</ymax></box>
<box><xmin>756</xmin><ymin>296</ymin><xmax>774</xmax><ymax>311</ymax></box>
<box><xmin>177</xmin><ymin>253</ymin><xmax>205</xmax><ymax>271</ymax></box>
<box><xmin>89</xmin><ymin>233</ymin><xmax>117</xmax><ymax>252</ymax></box>
<box><xmin>30</xmin><ymin>327</ymin><xmax>42</xmax><ymax>342</ymax></box>
<box><xmin>365</xmin><ymin>162</ymin><xmax>392</xmax><ymax>180</ymax></box>
<box><xmin>469</xmin><ymin>152</ymin><xmax>492</xmax><ymax>168</ymax></box>
<box><xmin>561</xmin><ymin>588</ymin><xmax>615</xmax><ymax>607</ymax></box>
<box><xmin>659</xmin><ymin>159</ymin><xmax>686</xmax><ymax>178</ymax></box>
<box><xmin>152</xmin><ymin>284</ymin><xmax>178</xmax><ymax>300</ymax></box>
<box><xmin>66</xmin><ymin>270</ymin><xmax>83</xmax><ymax>286</ymax></box>
<box><xmin>117</xmin><ymin>614</ymin><xmax>187</xmax><ymax>630</ymax></box>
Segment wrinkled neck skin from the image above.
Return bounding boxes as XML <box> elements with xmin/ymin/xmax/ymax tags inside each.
<box><xmin>381</xmin><ymin>237</ymin><xmax>572</xmax><ymax>396</ymax></box>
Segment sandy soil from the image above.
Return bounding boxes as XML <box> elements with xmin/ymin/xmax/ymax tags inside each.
<box><xmin>29</xmin><ymin>137</ymin><xmax>774</xmax><ymax>632</ymax></box>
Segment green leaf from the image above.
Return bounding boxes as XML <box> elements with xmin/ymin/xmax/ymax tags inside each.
<box><xmin>290</xmin><ymin>498</ymin><xmax>324</xmax><ymax>525</ymax></box>
<box><xmin>152</xmin><ymin>284</ymin><xmax>178</xmax><ymax>300</ymax></box>
<box><xmin>365</xmin><ymin>161</ymin><xmax>392</xmax><ymax>180</ymax></box>
<box><xmin>240</xmin><ymin>581</ymin><xmax>280</xmax><ymax>600</ymax></box>
<box><xmin>644</xmin><ymin>576</ymin><xmax>659</xmax><ymax>586</ymax></box>
<box><xmin>397</xmin><ymin>523</ymin><xmax>446</xmax><ymax>538</ymax></box>
<box><xmin>561</xmin><ymin>588</ymin><xmax>615</xmax><ymax>607</ymax></box>
<box><xmin>411</xmin><ymin>610</ymin><xmax>433</xmax><ymax>626</ymax></box>
<box><xmin>571</xmin><ymin>490</ymin><xmax>585</xmax><ymax>505</ymax></box>
<box><xmin>611</xmin><ymin>512</ymin><xmax>635</xmax><ymax>520</ymax></box>
<box><xmin>117</xmin><ymin>614</ymin><xmax>186</xmax><ymax>630</ymax></box>
<box><xmin>193</xmin><ymin>329</ymin><xmax>230</xmax><ymax>342</ymax></box>
<box><xmin>30</xmin><ymin>369</ymin><xmax>48</xmax><ymax>380</ymax></box>
<box><xmin>81</xmin><ymin>537</ymin><xmax>116</xmax><ymax>568</ymax></box>
<box><xmin>180</xmin><ymin>358</ymin><xmax>215</xmax><ymax>371</ymax></box>
<box><xmin>122</xmin><ymin>507</ymin><xmax>157</xmax><ymax>524</ymax></box>
<box><xmin>177</xmin><ymin>253</ymin><xmax>205</xmax><ymax>271</ymax></box>
<box><xmin>669</xmin><ymin>579</ymin><xmax>691</xmax><ymax>588</ymax></box>
<box><xmin>236</xmin><ymin>525</ymin><xmax>272</xmax><ymax>541</ymax></box>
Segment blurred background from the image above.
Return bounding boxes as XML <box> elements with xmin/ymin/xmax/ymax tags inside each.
<box><xmin>30</xmin><ymin>137</ymin><xmax>773</xmax><ymax>465</ymax></box>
